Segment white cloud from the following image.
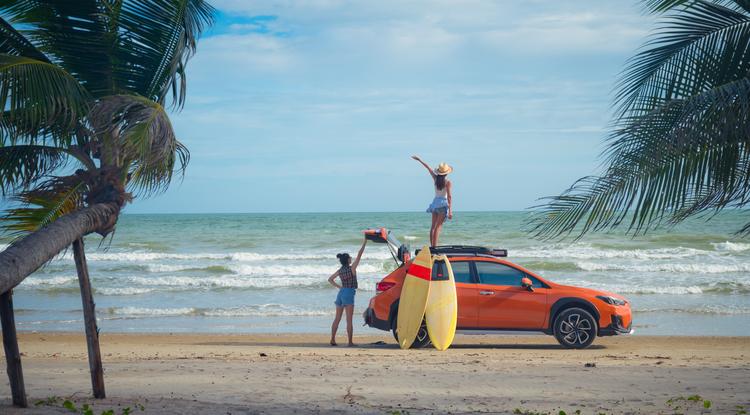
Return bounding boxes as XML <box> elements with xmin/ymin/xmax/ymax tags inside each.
<box><xmin>210</xmin><ymin>0</ymin><xmax>652</xmax><ymax>56</ymax></box>
<box><xmin>197</xmin><ymin>33</ymin><xmax>297</xmax><ymax>72</ymax></box>
<box><xmin>156</xmin><ymin>1</ymin><xmax>656</xmax><ymax>212</ymax></box>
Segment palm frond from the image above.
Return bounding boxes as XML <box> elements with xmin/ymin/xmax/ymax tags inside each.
<box><xmin>528</xmin><ymin>0</ymin><xmax>750</xmax><ymax>239</ymax></box>
<box><xmin>0</xmin><ymin>16</ymin><xmax>51</xmax><ymax>62</ymax></box>
<box><xmin>644</xmin><ymin>0</ymin><xmax>750</xmax><ymax>13</ymax></box>
<box><xmin>88</xmin><ymin>94</ymin><xmax>189</xmax><ymax>197</ymax></box>
<box><xmin>0</xmin><ymin>54</ymin><xmax>90</xmax><ymax>145</ymax></box>
<box><xmin>0</xmin><ymin>0</ymin><xmax>115</xmax><ymax>97</ymax></box>
<box><xmin>120</xmin><ymin>0</ymin><xmax>215</xmax><ymax>108</ymax></box>
<box><xmin>616</xmin><ymin>1</ymin><xmax>750</xmax><ymax>118</ymax></box>
<box><xmin>0</xmin><ymin>144</ymin><xmax>73</xmax><ymax>195</ymax></box>
<box><xmin>527</xmin><ymin>77</ymin><xmax>750</xmax><ymax>239</ymax></box>
<box><xmin>0</xmin><ymin>0</ymin><xmax>214</xmax><ymax>105</ymax></box>
<box><xmin>0</xmin><ymin>177</ymin><xmax>85</xmax><ymax>240</ymax></box>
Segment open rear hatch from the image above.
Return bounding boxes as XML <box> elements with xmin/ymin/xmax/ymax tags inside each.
<box><xmin>363</xmin><ymin>228</ymin><xmax>411</xmax><ymax>265</ymax></box>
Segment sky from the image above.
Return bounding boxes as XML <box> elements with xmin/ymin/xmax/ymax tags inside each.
<box><xmin>129</xmin><ymin>0</ymin><xmax>656</xmax><ymax>214</ymax></box>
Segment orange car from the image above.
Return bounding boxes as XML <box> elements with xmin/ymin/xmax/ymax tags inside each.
<box><xmin>363</xmin><ymin>244</ymin><xmax>633</xmax><ymax>349</ymax></box>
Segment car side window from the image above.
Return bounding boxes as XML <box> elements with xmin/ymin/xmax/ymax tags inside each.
<box><xmin>475</xmin><ymin>261</ymin><xmax>525</xmax><ymax>286</ymax></box>
<box><xmin>526</xmin><ymin>275</ymin><xmax>546</xmax><ymax>288</ymax></box>
<box><xmin>450</xmin><ymin>261</ymin><xmax>473</xmax><ymax>284</ymax></box>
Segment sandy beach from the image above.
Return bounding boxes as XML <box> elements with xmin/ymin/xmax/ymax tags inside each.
<box><xmin>1</xmin><ymin>333</ymin><xmax>748</xmax><ymax>414</ymax></box>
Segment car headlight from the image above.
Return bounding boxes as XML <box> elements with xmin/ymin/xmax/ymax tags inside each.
<box><xmin>596</xmin><ymin>295</ymin><xmax>627</xmax><ymax>306</ymax></box>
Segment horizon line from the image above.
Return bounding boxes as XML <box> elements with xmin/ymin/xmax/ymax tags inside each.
<box><xmin>121</xmin><ymin>209</ymin><xmax>531</xmax><ymax>215</ymax></box>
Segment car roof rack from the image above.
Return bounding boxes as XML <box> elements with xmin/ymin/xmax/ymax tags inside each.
<box><xmin>415</xmin><ymin>245</ymin><xmax>508</xmax><ymax>257</ymax></box>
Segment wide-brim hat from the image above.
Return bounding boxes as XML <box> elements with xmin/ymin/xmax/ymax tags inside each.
<box><xmin>434</xmin><ymin>163</ymin><xmax>453</xmax><ymax>176</ymax></box>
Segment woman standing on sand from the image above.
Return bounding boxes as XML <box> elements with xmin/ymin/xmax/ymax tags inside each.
<box><xmin>328</xmin><ymin>237</ymin><xmax>367</xmax><ymax>347</ymax></box>
<box><xmin>412</xmin><ymin>155</ymin><xmax>453</xmax><ymax>247</ymax></box>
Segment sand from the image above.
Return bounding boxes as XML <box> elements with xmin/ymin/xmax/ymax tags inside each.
<box><xmin>1</xmin><ymin>332</ymin><xmax>749</xmax><ymax>414</ymax></box>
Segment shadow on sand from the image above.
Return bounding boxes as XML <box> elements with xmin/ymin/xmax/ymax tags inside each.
<box><xmin>192</xmin><ymin>341</ymin><xmax>606</xmax><ymax>350</ymax></box>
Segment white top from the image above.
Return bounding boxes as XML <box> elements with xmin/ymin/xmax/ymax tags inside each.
<box><xmin>435</xmin><ymin>183</ymin><xmax>448</xmax><ymax>198</ymax></box>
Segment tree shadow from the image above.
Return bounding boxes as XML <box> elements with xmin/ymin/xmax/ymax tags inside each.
<box><xmin>192</xmin><ymin>340</ymin><xmax>606</xmax><ymax>350</ymax></box>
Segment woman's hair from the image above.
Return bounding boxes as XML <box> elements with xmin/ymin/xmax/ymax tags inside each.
<box><xmin>337</xmin><ymin>253</ymin><xmax>351</xmax><ymax>266</ymax></box>
<box><xmin>435</xmin><ymin>174</ymin><xmax>446</xmax><ymax>190</ymax></box>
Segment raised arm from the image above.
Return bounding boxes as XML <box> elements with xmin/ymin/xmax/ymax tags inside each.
<box><xmin>328</xmin><ymin>270</ymin><xmax>341</xmax><ymax>289</ymax></box>
<box><xmin>411</xmin><ymin>155</ymin><xmax>436</xmax><ymax>179</ymax></box>
<box><xmin>351</xmin><ymin>238</ymin><xmax>368</xmax><ymax>271</ymax></box>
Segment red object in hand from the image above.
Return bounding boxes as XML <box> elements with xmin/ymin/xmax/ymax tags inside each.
<box><xmin>376</xmin><ymin>281</ymin><xmax>396</xmax><ymax>294</ymax></box>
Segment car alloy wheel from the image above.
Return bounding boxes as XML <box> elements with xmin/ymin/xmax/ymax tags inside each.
<box><xmin>554</xmin><ymin>307</ymin><xmax>597</xmax><ymax>349</ymax></box>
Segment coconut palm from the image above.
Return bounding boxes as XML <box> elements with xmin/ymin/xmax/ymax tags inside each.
<box><xmin>0</xmin><ymin>0</ymin><xmax>214</xmax><ymax>293</ymax></box>
<box><xmin>526</xmin><ymin>0</ymin><xmax>750</xmax><ymax>239</ymax></box>
<box><xmin>0</xmin><ymin>2</ymin><xmax>213</xmax><ymax>404</ymax></box>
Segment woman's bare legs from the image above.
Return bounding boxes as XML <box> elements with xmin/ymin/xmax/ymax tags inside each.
<box><xmin>430</xmin><ymin>212</ymin><xmax>439</xmax><ymax>246</ymax></box>
<box><xmin>330</xmin><ymin>306</ymin><xmax>344</xmax><ymax>345</ymax></box>
<box><xmin>344</xmin><ymin>305</ymin><xmax>355</xmax><ymax>346</ymax></box>
<box><xmin>433</xmin><ymin>211</ymin><xmax>446</xmax><ymax>246</ymax></box>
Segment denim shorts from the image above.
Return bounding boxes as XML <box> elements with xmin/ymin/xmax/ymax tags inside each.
<box><xmin>335</xmin><ymin>288</ymin><xmax>356</xmax><ymax>306</ymax></box>
<box><xmin>431</xmin><ymin>206</ymin><xmax>448</xmax><ymax>216</ymax></box>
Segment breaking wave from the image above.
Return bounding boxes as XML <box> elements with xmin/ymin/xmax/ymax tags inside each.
<box><xmin>515</xmin><ymin>244</ymin><xmax>719</xmax><ymax>261</ymax></box>
<box><xmin>635</xmin><ymin>305</ymin><xmax>750</xmax><ymax>315</ymax></box>
<box><xmin>104</xmin><ymin>304</ymin><xmax>331</xmax><ymax>318</ymax></box>
<box><xmin>575</xmin><ymin>262</ymin><xmax>750</xmax><ymax>274</ymax></box>
<box><xmin>55</xmin><ymin>250</ymin><xmax>395</xmax><ymax>263</ymax></box>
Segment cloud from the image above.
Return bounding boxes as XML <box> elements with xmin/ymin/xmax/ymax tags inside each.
<box><xmin>149</xmin><ymin>1</ymin><xmax>656</xmax><ymax>212</ymax></box>
<box><xmin>195</xmin><ymin>33</ymin><xmax>297</xmax><ymax>73</ymax></box>
<box><xmin>210</xmin><ymin>0</ymin><xmax>651</xmax><ymax>57</ymax></box>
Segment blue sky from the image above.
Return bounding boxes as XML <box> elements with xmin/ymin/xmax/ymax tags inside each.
<box><xmin>130</xmin><ymin>0</ymin><xmax>655</xmax><ymax>213</ymax></box>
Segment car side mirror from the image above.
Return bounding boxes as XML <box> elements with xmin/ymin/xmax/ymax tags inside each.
<box><xmin>521</xmin><ymin>277</ymin><xmax>534</xmax><ymax>292</ymax></box>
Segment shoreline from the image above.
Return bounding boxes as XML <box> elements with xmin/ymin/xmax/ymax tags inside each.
<box><xmin>2</xmin><ymin>333</ymin><xmax>749</xmax><ymax>414</ymax></box>
<box><xmin>13</xmin><ymin>329</ymin><xmax>750</xmax><ymax>336</ymax></box>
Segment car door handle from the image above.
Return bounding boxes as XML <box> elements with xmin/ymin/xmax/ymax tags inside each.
<box><xmin>479</xmin><ymin>290</ymin><xmax>495</xmax><ymax>295</ymax></box>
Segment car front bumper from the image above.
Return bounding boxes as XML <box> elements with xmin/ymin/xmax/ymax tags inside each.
<box><xmin>599</xmin><ymin>314</ymin><xmax>633</xmax><ymax>336</ymax></box>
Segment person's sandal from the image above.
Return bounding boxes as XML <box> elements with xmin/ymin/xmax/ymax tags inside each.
<box><xmin>330</xmin><ymin>341</ymin><xmax>337</xmax><ymax>346</ymax></box>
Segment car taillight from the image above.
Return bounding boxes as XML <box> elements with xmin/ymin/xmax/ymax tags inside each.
<box><xmin>376</xmin><ymin>281</ymin><xmax>396</xmax><ymax>294</ymax></box>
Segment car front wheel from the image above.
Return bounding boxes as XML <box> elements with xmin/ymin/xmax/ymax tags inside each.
<box><xmin>391</xmin><ymin>314</ymin><xmax>431</xmax><ymax>349</ymax></box>
<box><xmin>553</xmin><ymin>307</ymin><xmax>597</xmax><ymax>349</ymax></box>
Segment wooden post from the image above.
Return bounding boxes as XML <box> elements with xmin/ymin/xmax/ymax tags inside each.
<box><xmin>0</xmin><ymin>290</ymin><xmax>27</xmax><ymax>408</ymax></box>
<box><xmin>72</xmin><ymin>238</ymin><xmax>106</xmax><ymax>399</ymax></box>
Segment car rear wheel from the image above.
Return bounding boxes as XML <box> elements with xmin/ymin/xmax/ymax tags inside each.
<box><xmin>553</xmin><ymin>307</ymin><xmax>597</xmax><ymax>349</ymax></box>
<box><xmin>391</xmin><ymin>314</ymin><xmax>431</xmax><ymax>349</ymax></box>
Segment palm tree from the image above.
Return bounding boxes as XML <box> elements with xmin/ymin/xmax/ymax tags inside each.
<box><xmin>0</xmin><ymin>0</ymin><xmax>214</xmax><ymax>405</ymax></box>
<box><xmin>526</xmin><ymin>0</ymin><xmax>750</xmax><ymax>239</ymax></box>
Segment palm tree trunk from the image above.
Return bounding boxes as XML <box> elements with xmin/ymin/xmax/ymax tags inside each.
<box><xmin>0</xmin><ymin>290</ymin><xmax>27</xmax><ymax>407</ymax></box>
<box><xmin>72</xmin><ymin>238</ymin><xmax>105</xmax><ymax>399</ymax></box>
<box><xmin>0</xmin><ymin>203</ymin><xmax>119</xmax><ymax>295</ymax></box>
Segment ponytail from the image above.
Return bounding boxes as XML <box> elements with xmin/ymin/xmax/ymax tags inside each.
<box><xmin>337</xmin><ymin>253</ymin><xmax>351</xmax><ymax>266</ymax></box>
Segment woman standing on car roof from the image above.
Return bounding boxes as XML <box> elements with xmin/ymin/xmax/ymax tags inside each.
<box><xmin>412</xmin><ymin>155</ymin><xmax>453</xmax><ymax>247</ymax></box>
<box><xmin>328</xmin><ymin>237</ymin><xmax>367</xmax><ymax>347</ymax></box>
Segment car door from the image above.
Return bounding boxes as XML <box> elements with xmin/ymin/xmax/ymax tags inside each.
<box><xmin>433</xmin><ymin>259</ymin><xmax>478</xmax><ymax>328</ymax></box>
<box><xmin>474</xmin><ymin>260</ymin><xmax>548</xmax><ymax>329</ymax></box>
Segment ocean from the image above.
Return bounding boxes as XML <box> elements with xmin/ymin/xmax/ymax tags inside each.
<box><xmin>4</xmin><ymin>211</ymin><xmax>750</xmax><ymax>336</ymax></box>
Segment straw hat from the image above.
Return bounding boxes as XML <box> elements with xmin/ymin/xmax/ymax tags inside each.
<box><xmin>434</xmin><ymin>163</ymin><xmax>453</xmax><ymax>176</ymax></box>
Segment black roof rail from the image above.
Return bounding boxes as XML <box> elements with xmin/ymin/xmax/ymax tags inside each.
<box><xmin>415</xmin><ymin>245</ymin><xmax>508</xmax><ymax>257</ymax></box>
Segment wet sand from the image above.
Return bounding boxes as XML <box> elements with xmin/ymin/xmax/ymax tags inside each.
<box><xmin>2</xmin><ymin>333</ymin><xmax>749</xmax><ymax>414</ymax></box>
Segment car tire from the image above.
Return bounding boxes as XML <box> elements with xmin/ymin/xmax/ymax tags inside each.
<box><xmin>391</xmin><ymin>314</ymin><xmax>431</xmax><ymax>349</ymax></box>
<box><xmin>553</xmin><ymin>307</ymin><xmax>597</xmax><ymax>349</ymax></box>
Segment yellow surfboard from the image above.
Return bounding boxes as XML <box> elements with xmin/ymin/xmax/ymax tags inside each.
<box><xmin>425</xmin><ymin>255</ymin><xmax>458</xmax><ymax>351</ymax></box>
<box><xmin>396</xmin><ymin>246</ymin><xmax>432</xmax><ymax>349</ymax></box>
